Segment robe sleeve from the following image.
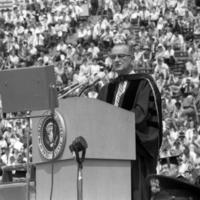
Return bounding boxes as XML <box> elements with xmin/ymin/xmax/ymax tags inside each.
<box><xmin>132</xmin><ymin>79</ymin><xmax>161</xmax><ymax>159</ymax></box>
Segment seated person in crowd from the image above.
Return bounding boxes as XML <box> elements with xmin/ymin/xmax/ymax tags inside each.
<box><xmin>154</xmin><ymin>43</ymin><xmax>166</xmax><ymax>61</ymax></box>
<box><xmin>154</xmin><ymin>57</ymin><xmax>170</xmax><ymax>81</ymax></box>
<box><xmin>87</xmin><ymin>42</ymin><xmax>100</xmax><ymax>59</ymax></box>
<box><xmin>170</xmin><ymin>31</ymin><xmax>185</xmax><ymax>51</ymax></box>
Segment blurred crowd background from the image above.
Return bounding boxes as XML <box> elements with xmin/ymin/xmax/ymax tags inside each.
<box><xmin>0</xmin><ymin>0</ymin><xmax>200</xmax><ymax>184</ymax></box>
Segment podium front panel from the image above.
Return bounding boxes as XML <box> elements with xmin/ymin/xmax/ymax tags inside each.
<box><xmin>32</xmin><ymin>97</ymin><xmax>136</xmax><ymax>162</ymax></box>
<box><xmin>36</xmin><ymin>160</ymin><xmax>131</xmax><ymax>200</ymax></box>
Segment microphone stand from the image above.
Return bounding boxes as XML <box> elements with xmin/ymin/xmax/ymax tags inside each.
<box><xmin>58</xmin><ymin>81</ymin><xmax>87</xmax><ymax>99</ymax></box>
<box><xmin>26</xmin><ymin>113</ymin><xmax>31</xmax><ymax>200</ymax></box>
<box><xmin>76</xmin><ymin>151</ymin><xmax>85</xmax><ymax>200</ymax></box>
<box><xmin>69</xmin><ymin>137</ymin><xmax>87</xmax><ymax>200</ymax></box>
<box><xmin>78</xmin><ymin>78</ymin><xmax>101</xmax><ymax>97</ymax></box>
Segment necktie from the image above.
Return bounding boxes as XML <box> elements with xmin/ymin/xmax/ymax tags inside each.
<box><xmin>114</xmin><ymin>81</ymin><xmax>127</xmax><ymax>106</ymax></box>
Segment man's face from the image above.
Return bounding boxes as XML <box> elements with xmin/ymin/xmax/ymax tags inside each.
<box><xmin>111</xmin><ymin>45</ymin><xmax>133</xmax><ymax>75</ymax></box>
<box><xmin>161</xmin><ymin>164</ymin><xmax>170</xmax><ymax>176</ymax></box>
<box><xmin>168</xmin><ymin>164</ymin><xmax>179</xmax><ymax>177</ymax></box>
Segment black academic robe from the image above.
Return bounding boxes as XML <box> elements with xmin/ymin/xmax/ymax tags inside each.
<box><xmin>98</xmin><ymin>73</ymin><xmax>163</xmax><ymax>200</ymax></box>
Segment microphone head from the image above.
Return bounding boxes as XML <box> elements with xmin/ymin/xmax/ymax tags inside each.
<box><xmin>69</xmin><ymin>136</ymin><xmax>88</xmax><ymax>153</ymax></box>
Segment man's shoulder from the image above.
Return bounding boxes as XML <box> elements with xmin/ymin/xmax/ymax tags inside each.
<box><xmin>126</xmin><ymin>73</ymin><xmax>155</xmax><ymax>82</ymax></box>
<box><xmin>126</xmin><ymin>73</ymin><xmax>161</xmax><ymax>98</ymax></box>
<box><xmin>101</xmin><ymin>73</ymin><xmax>157</xmax><ymax>88</ymax></box>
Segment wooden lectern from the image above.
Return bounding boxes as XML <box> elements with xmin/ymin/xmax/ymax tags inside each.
<box><xmin>32</xmin><ymin>97</ymin><xmax>135</xmax><ymax>200</ymax></box>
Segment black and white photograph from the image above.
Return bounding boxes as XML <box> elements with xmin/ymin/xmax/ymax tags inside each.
<box><xmin>0</xmin><ymin>0</ymin><xmax>200</xmax><ymax>199</ymax></box>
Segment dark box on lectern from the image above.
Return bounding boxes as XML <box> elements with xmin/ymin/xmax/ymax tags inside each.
<box><xmin>0</xmin><ymin>66</ymin><xmax>58</xmax><ymax>113</ymax></box>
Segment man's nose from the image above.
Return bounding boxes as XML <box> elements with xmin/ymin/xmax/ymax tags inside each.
<box><xmin>114</xmin><ymin>55</ymin><xmax>119</xmax><ymax>61</ymax></box>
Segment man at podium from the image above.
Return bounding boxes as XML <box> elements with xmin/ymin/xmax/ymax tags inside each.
<box><xmin>98</xmin><ymin>44</ymin><xmax>163</xmax><ymax>200</ymax></box>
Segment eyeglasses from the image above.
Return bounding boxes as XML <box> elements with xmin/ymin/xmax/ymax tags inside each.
<box><xmin>110</xmin><ymin>54</ymin><xmax>131</xmax><ymax>60</ymax></box>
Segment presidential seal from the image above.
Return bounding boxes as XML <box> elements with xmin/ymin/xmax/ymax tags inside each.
<box><xmin>38</xmin><ymin>111</ymin><xmax>66</xmax><ymax>160</ymax></box>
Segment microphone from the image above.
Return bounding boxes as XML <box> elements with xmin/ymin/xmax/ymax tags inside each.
<box><xmin>69</xmin><ymin>136</ymin><xmax>88</xmax><ymax>167</ymax></box>
<box><xmin>78</xmin><ymin>72</ymin><xmax>105</xmax><ymax>97</ymax></box>
<box><xmin>69</xmin><ymin>136</ymin><xmax>88</xmax><ymax>153</ymax></box>
<box><xmin>58</xmin><ymin>79</ymin><xmax>89</xmax><ymax>99</ymax></box>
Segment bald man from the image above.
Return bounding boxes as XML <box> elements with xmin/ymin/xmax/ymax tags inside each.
<box><xmin>98</xmin><ymin>44</ymin><xmax>163</xmax><ymax>200</ymax></box>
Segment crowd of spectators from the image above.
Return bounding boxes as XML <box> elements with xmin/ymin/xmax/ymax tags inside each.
<box><xmin>0</xmin><ymin>0</ymin><xmax>200</xmax><ymax>184</ymax></box>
